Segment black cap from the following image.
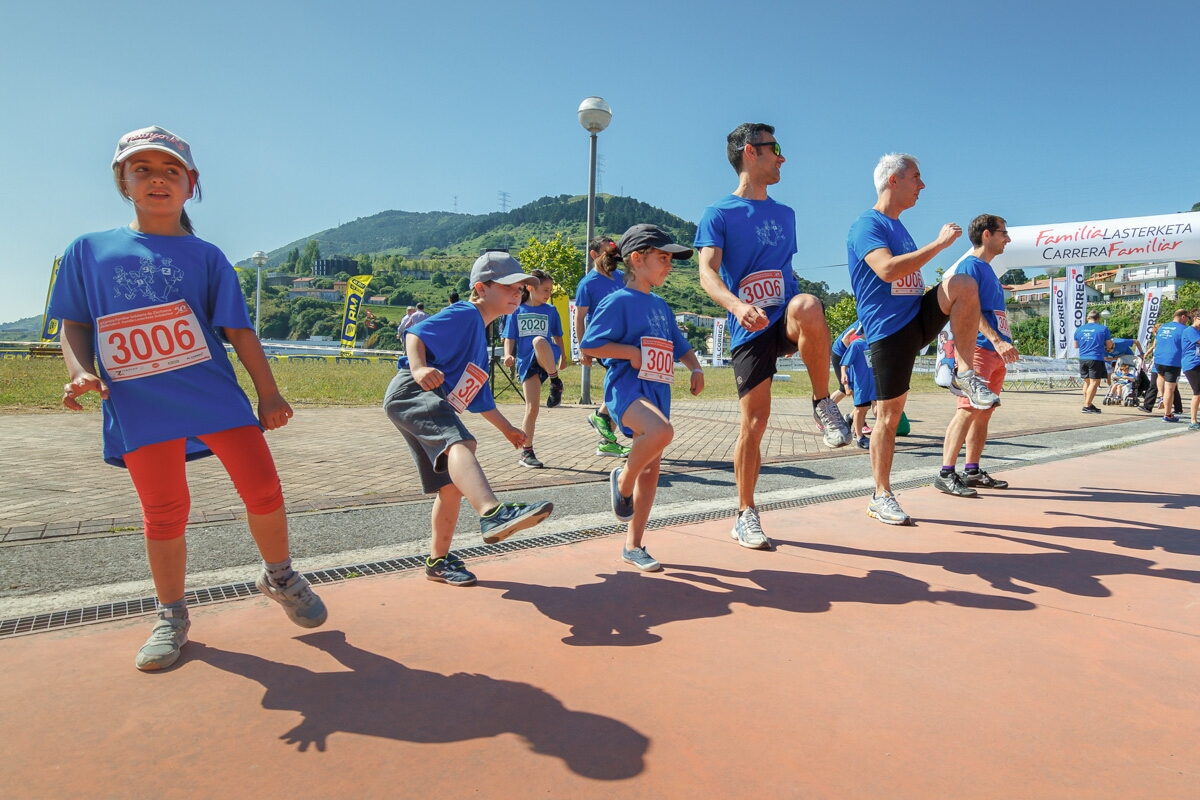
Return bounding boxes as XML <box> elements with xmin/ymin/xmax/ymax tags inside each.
<box><xmin>616</xmin><ymin>224</ymin><xmax>694</xmax><ymax>260</ymax></box>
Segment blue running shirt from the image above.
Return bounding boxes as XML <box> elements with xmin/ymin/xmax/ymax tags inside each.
<box><xmin>847</xmin><ymin>210</ymin><xmax>922</xmax><ymax>342</ymax></box>
<box><xmin>842</xmin><ymin>337</ymin><xmax>877</xmax><ymax>405</ymax></box>
<box><xmin>1181</xmin><ymin>326</ymin><xmax>1200</xmax><ymax>371</ymax></box>
<box><xmin>1154</xmin><ymin>321</ymin><xmax>1187</xmax><ymax>367</ymax></box>
<box><xmin>503</xmin><ymin>301</ymin><xmax>563</xmax><ymax>379</ymax></box>
<box><xmin>1073</xmin><ymin>323</ymin><xmax>1112</xmax><ymax>362</ymax></box>
<box><xmin>399</xmin><ymin>302</ymin><xmax>496</xmax><ymax>414</ymax></box>
<box><xmin>953</xmin><ymin>256</ymin><xmax>1011</xmax><ymax>352</ymax></box>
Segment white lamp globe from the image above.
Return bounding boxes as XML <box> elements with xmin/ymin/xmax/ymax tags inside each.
<box><xmin>577</xmin><ymin>97</ymin><xmax>612</xmax><ymax>134</ymax></box>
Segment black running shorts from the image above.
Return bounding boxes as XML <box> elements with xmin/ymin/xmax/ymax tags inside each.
<box><xmin>869</xmin><ymin>287</ymin><xmax>949</xmax><ymax>401</ymax></box>
<box><xmin>1156</xmin><ymin>364</ymin><xmax>1181</xmax><ymax>384</ymax></box>
<box><xmin>1079</xmin><ymin>360</ymin><xmax>1107</xmax><ymax>380</ymax></box>
<box><xmin>731</xmin><ymin>313</ymin><xmax>797</xmax><ymax>397</ymax></box>
<box><xmin>1185</xmin><ymin>368</ymin><xmax>1200</xmax><ymax>394</ymax></box>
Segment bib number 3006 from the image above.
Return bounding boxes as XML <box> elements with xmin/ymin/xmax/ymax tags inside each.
<box><xmin>638</xmin><ymin>336</ymin><xmax>674</xmax><ymax>384</ymax></box>
<box><xmin>446</xmin><ymin>362</ymin><xmax>489</xmax><ymax>413</ymax></box>
<box><xmin>97</xmin><ymin>301</ymin><xmax>211</xmax><ymax>382</ymax></box>
<box><xmin>738</xmin><ymin>270</ymin><xmax>784</xmax><ymax>309</ymax></box>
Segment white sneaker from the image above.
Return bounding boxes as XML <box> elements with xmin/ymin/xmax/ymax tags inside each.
<box><xmin>814</xmin><ymin>397</ymin><xmax>852</xmax><ymax>448</ymax></box>
<box><xmin>951</xmin><ymin>369</ymin><xmax>1000</xmax><ymax>410</ymax></box>
<box><xmin>731</xmin><ymin>507</ymin><xmax>771</xmax><ymax>549</ymax></box>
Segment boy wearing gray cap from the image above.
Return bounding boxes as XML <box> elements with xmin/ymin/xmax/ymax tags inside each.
<box><xmin>383</xmin><ymin>251</ymin><xmax>554</xmax><ymax>586</ymax></box>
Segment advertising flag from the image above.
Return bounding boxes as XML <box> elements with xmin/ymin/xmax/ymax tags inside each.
<box><xmin>1050</xmin><ymin>279</ymin><xmax>1070</xmax><ymax>358</ymax></box>
<box><xmin>339</xmin><ymin>275</ymin><xmax>373</xmax><ymax>356</ymax></box>
<box><xmin>567</xmin><ymin>300</ymin><xmax>581</xmax><ymax>363</ymax></box>
<box><xmin>41</xmin><ymin>257</ymin><xmax>61</xmax><ymax>341</ymax></box>
<box><xmin>1137</xmin><ymin>288</ymin><xmax>1163</xmax><ymax>354</ymax></box>
<box><xmin>711</xmin><ymin>319</ymin><xmax>726</xmax><ymax>367</ymax></box>
<box><xmin>1065</xmin><ymin>264</ymin><xmax>1086</xmax><ymax>358</ymax></box>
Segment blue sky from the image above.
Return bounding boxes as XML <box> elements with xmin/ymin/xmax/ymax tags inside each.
<box><xmin>2</xmin><ymin>0</ymin><xmax>1197</xmax><ymax>324</ymax></box>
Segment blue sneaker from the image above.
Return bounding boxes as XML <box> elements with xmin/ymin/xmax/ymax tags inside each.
<box><xmin>256</xmin><ymin>569</ymin><xmax>328</xmax><ymax>629</ymax></box>
<box><xmin>425</xmin><ymin>552</ymin><xmax>477</xmax><ymax>586</ymax></box>
<box><xmin>610</xmin><ymin>467</ymin><xmax>634</xmax><ymax>522</ymax></box>
<box><xmin>1189</xmin><ymin>422</ymin><xmax>1200</xmax><ymax>431</ymax></box>
<box><xmin>621</xmin><ymin>546</ymin><xmax>661</xmax><ymax>572</ymax></box>
<box><xmin>856</xmin><ymin>435</ymin><xmax>870</xmax><ymax>450</ymax></box>
<box><xmin>480</xmin><ymin>500</ymin><xmax>553</xmax><ymax>544</ymax></box>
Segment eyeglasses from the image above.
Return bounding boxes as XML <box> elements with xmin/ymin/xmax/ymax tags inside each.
<box><xmin>748</xmin><ymin>140</ymin><xmax>782</xmax><ymax>157</ymax></box>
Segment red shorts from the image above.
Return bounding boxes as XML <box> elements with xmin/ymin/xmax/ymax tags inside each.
<box><xmin>957</xmin><ymin>348</ymin><xmax>1006</xmax><ymax>410</ymax></box>
<box><xmin>123</xmin><ymin>425</ymin><xmax>284</xmax><ymax>541</ymax></box>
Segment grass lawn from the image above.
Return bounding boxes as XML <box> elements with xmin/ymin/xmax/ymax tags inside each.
<box><xmin>0</xmin><ymin>356</ymin><xmax>939</xmax><ymax>411</ymax></box>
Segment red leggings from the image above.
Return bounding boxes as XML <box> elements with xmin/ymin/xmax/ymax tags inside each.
<box><xmin>124</xmin><ymin>425</ymin><xmax>284</xmax><ymax>541</ymax></box>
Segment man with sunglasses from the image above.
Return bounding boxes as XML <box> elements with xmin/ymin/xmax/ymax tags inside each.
<box><xmin>848</xmin><ymin>154</ymin><xmax>998</xmax><ymax>526</ymax></box>
<box><xmin>696</xmin><ymin>122</ymin><xmax>851</xmax><ymax>551</ymax></box>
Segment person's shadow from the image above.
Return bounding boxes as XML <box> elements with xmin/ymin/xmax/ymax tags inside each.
<box><xmin>186</xmin><ymin>631</ymin><xmax>647</xmax><ymax>780</ymax></box>
<box><xmin>480</xmin><ymin>566</ymin><xmax>1034</xmax><ymax>647</ymax></box>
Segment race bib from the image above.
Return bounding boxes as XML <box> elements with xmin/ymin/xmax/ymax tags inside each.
<box><xmin>995</xmin><ymin>310</ymin><xmax>1011</xmax><ymax>338</ymax></box>
<box><xmin>890</xmin><ymin>272</ymin><xmax>925</xmax><ymax>296</ymax></box>
<box><xmin>516</xmin><ymin>313</ymin><xmax>549</xmax><ymax>338</ymax></box>
<box><xmin>864</xmin><ymin>348</ymin><xmax>874</xmax><ymax>369</ymax></box>
<box><xmin>96</xmin><ymin>300</ymin><xmax>211</xmax><ymax>382</ymax></box>
<box><xmin>637</xmin><ymin>336</ymin><xmax>674</xmax><ymax>384</ymax></box>
<box><xmin>738</xmin><ymin>270</ymin><xmax>785</xmax><ymax>309</ymax></box>
<box><xmin>445</xmin><ymin>362</ymin><xmax>489</xmax><ymax>413</ymax></box>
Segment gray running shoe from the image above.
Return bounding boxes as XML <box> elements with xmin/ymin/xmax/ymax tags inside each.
<box><xmin>256</xmin><ymin>570</ymin><xmax>328</xmax><ymax>629</ymax></box>
<box><xmin>621</xmin><ymin>546</ymin><xmax>661</xmax><ymax>572</ymax></box>
<box><xmin>610</xmin><ymin>467</ymin><xmax>635</xmax><ymax>522</ymax></box>
<box><xmin>814</xmin><ymin>397</ymin><xmax>852</xmax><ymax>447</ymax></box>
<box><xmin>135</xmin><ymin>615</ymin><xmax>190</xmax><ymax>672</ymax></box>
<box><xmin>731</xmin><ymin>507</ymin><xmax>770</xmax><ymax>549</ymax></box>
<box><xmin>934</xmin><ymin>471</ymin><xmax>978</xmax><ymax>498</ymax></box>
<box><xmin>951</xmin><ymin>369</ymin><xmax>1000</xmax><ymax>410</ymax></box>
<box><xmin>425</xmin><ymin>552</ymin><xmax>477</xmax><ymax>586</ymax></box>
<box><xmin>867</xmin><ymin>492</ymin><xmax>912</xmax><ymax>525</ymax></box>
<box><xmin>480</xmin><ymin>501</ymin><xmax>553</xmax><ymax>543</ymax></box>
<box><xmin>518</xmin><ymin>450</ymin><xmax>544</xmax><ymax>468</ymax></box>
<box><xmin>964</xmin><ymin>469</ymin><xmax>1008</xmax><ymax>489</ymax></box>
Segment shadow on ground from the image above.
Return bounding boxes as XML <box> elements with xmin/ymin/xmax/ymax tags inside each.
<box><xmin>186</xmin><ymin>631</ymin><xmax>648</xmax><ymax>780</ymax></box>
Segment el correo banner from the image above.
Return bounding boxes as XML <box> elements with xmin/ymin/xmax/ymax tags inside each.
<box><xmin>1050</xmin><ymin>278</ymin><xmax>1070</xmax><ymax>358</ymax></box>
<box><xmin>339</xmin><ymin>275</ymin><xmax>373</xmax><ymax>356</ymax></box>
<box><xmin>1137</xmin><ymin>288</ymin><xmax>1163</xmax><ymax>353</ymax></box>
<box><xmin>711</xmin><ymin>319</ymin><xmax>726</xmax><ymax>367</ymax></box>
<box><xmin>1065</xmin><ymin>264</ymin><xmax>1085</xmax><ymax>358</ymax></box>
<box><xmin>988</xmin><ymin>211</ymin><xmax>1200</xmax><ymax>273</ymax></box>
<box><xmin>567</xmin><ymin>300</ymin><xmax>581</xmax><ymax>363</ymax></box>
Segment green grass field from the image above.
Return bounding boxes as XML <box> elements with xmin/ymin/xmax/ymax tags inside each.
<box><xmin>0</xmin><ymin>356</ymin><xmax>938</xmax><ymax>411</ymax></box>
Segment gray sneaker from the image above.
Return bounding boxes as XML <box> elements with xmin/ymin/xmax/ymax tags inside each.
<box><xmin>621</xmin><ymin>546</ymin><xmax>661</xmax><ymax>572</ymax></box>
<box><xmin>867</xmin><ymin>492</ymin><xmax>912</xmax><ymax>525</ymax></box>
<box><xmin>814</xmin><ymin>397</ymin><xmax>852</xmax><ymax>448</ymax></box>
<box><xmin>610</xmin><ymin>467</ymin><xmax>635</xmax><ymax>522</ymax></box>
<box><xmin>135</xmin><ymin>614</ymin><xmax>190</xmax><ymax>672</ymax></box>
<box><xmin>951</xmin><ymin>369</ymin><xmax>1000</xmax><ymax>410</ymax></box>
<box><xmin>256</xmin><ymin>569</ymin><xmax>328</xmax><ymax>629</ymax></box>
<box><xmin>934</xmin><ymin>471</ymin><xmax>978</xmax><ymax>498</ymax></box>
<box><xmin>731</xmin><ymin>507</ymin><xmax>770</xmax><ymax>549</ymax></box>
<box><xmin>479</xmin><ymin>500</ymin><xmax>554</xmax><ymax>543</ymax></box>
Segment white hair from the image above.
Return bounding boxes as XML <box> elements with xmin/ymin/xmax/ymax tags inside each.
<box><xmin>873</xmin><ymin>153</ymin><xmax>919</xmax><ymax>195</ymax></box>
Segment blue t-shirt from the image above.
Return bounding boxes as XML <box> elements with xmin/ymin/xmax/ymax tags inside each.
<box><xmin>831</xmin><ymin>321</ymin><xmax>864</xmax><ymax>362</ymax></box>
<box><xmin>503</xmin><ymin>301</ymin><xmax>563</xmax><ymax>379</ymax></box>
<box><xmin>1154</xmin><ymin>321</ymin><xmax>1187</xmax><ymax>368</ymax></box>
<box><xmin>398</xmin><ymin>302</ymin><xmax>496</xmax><ymax>414</ymax></box>
<box><xmin>574</xmin><ymin>268</ymin><xmax>625</xmax><ymax>319</ymax></box>
<box><xmin>1073</xmin><ymin>323</ymin><xmax>1112</xmax><ymax>362</ymax></box>
<box><xmin>847</xmin><ymin>210</ymin><xmax>923</xmax><ymax>342</ymax></box>
<box><xmin>580</xmin><ymin>288</ymin><xmax>692</xmax><ymax>437</ymax></box>
<box><xmin>953</xmin><ymin>256</ymin><xmax>1011</xmax><ymax>353</ymax></box>
<box><xmin>1111</xmin><ymin>337</ymin><xmax>1136</xmax><ymax>357</ymax></box>
<box><xmin>47</xmin><ymin>227</ymin><xmax>259</xmax><ymax>467</ymax></box>
<box><xmin>842</xmin><ymin>337</ymin><xmax>877</xmax><ymax>406</ymax></box>
<box><xmin>695</xmin><ymin>194</ymin><xmax>798</xmax><ymax>350</ymax></box>
<box><xmin>1181</xmin><ymin>326</ymin><xmax>1200</xmax><ymax>371</ymax></box>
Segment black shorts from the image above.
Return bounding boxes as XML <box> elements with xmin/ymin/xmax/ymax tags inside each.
<box><xmin>869</xmin><ymin>287</ymin><xmax>950</xmax><ymax>401</ymax></box>
<box><xmin>1079</xmin><ymin>360</ymin><xmax>1107</xmax><ymax>380</ymax></box>
<box><xmin>1185</xmin><ymin>368</ymin><xmax>1200</xmax><ymax>394</ymax></box>
<box><xmin>731</xmin><ymin>313</ymin><xmax>797</xmax><ymax>397</ymax></box>
<box><xmin>1156</xmin><ymin>364</ymin><xmax>1181</xmax><ymax>384</ymax></box>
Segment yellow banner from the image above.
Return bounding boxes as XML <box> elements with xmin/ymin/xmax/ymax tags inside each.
<box><xmin>339</xmin><ymin>275</ymin><xmax>373</xmax><ymax>355</ymax></box>
<box><xmin>41</xmin><ymin>257</ymin><xmax>61</xmax><ymax>341</ymax></box>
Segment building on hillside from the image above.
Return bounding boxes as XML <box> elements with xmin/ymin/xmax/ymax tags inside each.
<box><xmin>367</xmin><ymin>295</ymin><xmax>388</xmax><ymax>305</ymax></box>
<box><xmin>1086</xmin><ymin>269</ymin><xmax>1118</xmax><ymax>295</ymax></box>
<box><xmin>288</xmin><ymin>288</ymin><xmax>342</xmax><ymax>302</ymax></box>
<box><xmin>1008</xmin><ymin>277</ymin><xmax>1102</xmax><ymax>304</ymax></box>
<box><xmin>313</xmin><ymin>256</ymin><xmax>359</xmax><ymax>277</ymax></box>
<box><xmin>675</xmin><ymin>312</ymin><xmax>718</xmax><ymax>330</ymax></box>
<box><xmin>1106</xmin><ymin>261</ymin><xmax>1200</xmax><ymax>299</ymax></box>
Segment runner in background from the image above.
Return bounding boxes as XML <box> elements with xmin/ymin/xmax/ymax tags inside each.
<box><xmin>840</xmin><ymin>335</ymin><xmax>875</xmax><ymax>449</ymax></box>
<box><xmin>574</xmin><ymin>236</ymin><xmax>631</xmax><ymax>458</ymax></box>
<box><xmin>697</xmin><ymin>122</ymin><xmax>851</xmax><ymax>550</ymax></box>
<box><xmin>51</xmin><ymin>126</ymin><xmax>327</xmax><ymax>672</ymax></box>
<box><xmin>1153</xmin><ymin>308</ymin><xmax>1191</xmax><ymax>423</ymax></box>
<box><xmin>936</xmin><ymin>215</ymin><xmax>1019</xmax><ymax>497</ymax></box>
<box><xmin>503</xmin><ymin>269</ymin><xmax>566</xmax><ymax>468</ymax></box>
<box><xmin>1073</xmin><ymin>310</ymin><xmax>1113</xmax><ymax>414</ymax></box>
<box><xmin>1182</xmin><ymin>309</ymin><xmax>1200</xmax><ymax>431</ymax></box>
<box><xmin>830</xmin><ymin>320</ymin><xmax>863</xmax><ymax>407</ymax></box>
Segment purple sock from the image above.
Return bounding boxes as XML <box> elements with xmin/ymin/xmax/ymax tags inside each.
<box><xmin>965</xmin><ymin>463</ymin><xmax>979</xmax><ymax>473</ymax></box>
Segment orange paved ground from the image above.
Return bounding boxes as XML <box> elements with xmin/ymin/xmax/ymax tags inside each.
<box><xmin>2</xmin><ymin>434</ymin><xmax>1198</xmax><ymax>798</ymax></box>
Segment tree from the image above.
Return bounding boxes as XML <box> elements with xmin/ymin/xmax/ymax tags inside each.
<box><xmin>999</xmin><ymin>268</ymin><xmax>1027</xmax><ymax>286</ymax></box>
<box><xmin>431</xmin><ymin>271</ymin><xmax>448</xmax><ymax>287</ymax></box>
<box><xmin>825</xmin><ymin>295</ymin><xmax>857</xmax><ymax>337</ymax></box>
<box><xmin>1192</xmin><ymin>201</ymin><xmax>1200</xmax><ymax>212</ymax></box>
<box><xmin>298</xmin><ymin>240</ymin><xmax>320</xmax><ymax>275</ymax></box>
<box><xmin>516</xmin><ymin>233</ymin><xmax>584</xmax><ymax>298</ymax></box>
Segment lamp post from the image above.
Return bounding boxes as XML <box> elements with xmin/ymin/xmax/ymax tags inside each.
<box><xmin>577</xmin><ymin>96</ymin><xmax>612</xmax><ymax>404</ymax></box>
<box><xmin>251</xmin><ymin>251</ymin><xmax>268</xmax><ymax>338</ymax></box>
<box><xmin>1100</xmin><ymin>309</ymin><xmax>1111</xmax><ymax>322</ymax></box>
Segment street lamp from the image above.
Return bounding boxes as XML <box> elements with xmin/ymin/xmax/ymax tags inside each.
<box><xmin>1100</xmin><ymin>309</ymin><xmax>1111</xmax><ymax>321</ymax></box>
<box><xmin>251</xmin><ymin>251</ymin><xmax>268</xmax><ymax>338</ymax></box>
<box><xmin>577</xmin><ymin>96</ymin><xmax>612</xmax><ymax>404</ymax></box>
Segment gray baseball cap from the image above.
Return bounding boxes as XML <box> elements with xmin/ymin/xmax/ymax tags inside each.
<box><xmin>112</xmin><ymin>126</ymin><xmax>198</xmax><ymax>174</ymax></box>
<box><xmin>470</xmin><ymin>251</ymin><xmax>536</xmax><ymax>286</ymax></box>
<box><xmin>617</xmin><ymin>224</ymin><xmax>693</xmax><ymax>260</ymax></box>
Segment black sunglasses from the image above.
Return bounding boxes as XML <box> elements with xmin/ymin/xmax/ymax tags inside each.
<box><xmin>749</xmin><ymin>140</ymin><xmax>782</xmax><ymax>157</ymax></box>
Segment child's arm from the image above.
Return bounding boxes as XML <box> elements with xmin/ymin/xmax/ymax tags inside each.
<box><xmin>553</xmin><ymin>335</ymin><xmax>567</xmax><ymax>370</ymax></box>
<box><xmin>225</xmin><ymin>327</ymin><xmax>293</xmax><ymax>430</ymax></box>
<box><xmin>60</xmin><ymin>319</ymin><xmax>109</xmax><ymax>409</ymax></box>
<box><xmin>582</xmin><ymin>342</ymin><xmax>642</xmax><ymax>369</ymax></box>
<box><xmin>478</xmin><ymin>408</ymin><xmax>527</xmax><ymax>449</ymax></box>
<box><xmin>681</xmin><ymin>349</ymin><xmax>705</xmax><ymax>396</ymax></box>
<box><xmin>502</xmin><ymin>338</ymin><xmax>516</xmax><ymax>369</ymax></box>
<box><xmin>405</xmin><ymin>335</ymin><xmax>444</xmax><ymax>390</ymax></box>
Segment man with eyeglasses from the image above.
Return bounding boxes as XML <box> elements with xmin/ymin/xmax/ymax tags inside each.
<box><xmin>696</xmin><ymin>122</ymin><xmax>851</xmax><ymax>551</ymax></box>
<box><xmin>935</xmin><ymin>215</ymin><xmax>1018</xmax><ymax>499</ymax></box>
<box><xmin>847</xmin><ymin>154</ymin><xmax>998</xmax><ymax>526</ymax></box>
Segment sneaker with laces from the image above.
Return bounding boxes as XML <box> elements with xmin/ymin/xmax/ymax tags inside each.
<box><xmin>547</xmin><ymin>377</ymin><xmax>563</xmax><ymax>409</ymax></box>
<box><xmin>610</xmin><ymin>466</ymin><xmax>635</xmax><ymax>522</ymax></box>
<box><xmin>1188</xmin><ymin>422</ymin><xmax>1200</xmax><ymax>431</ymax></box>
<box><xmin>588</xmin><ymin>412</ymin><xmax>618</xmax><ymax>443</ymax></box>
<box><xmin>731</xmin><ymin>507</ymin><xmax>770</xmax><ymax>549</ymax></box>
<box><xmin>934</xmin><ymin>471</ymin><xmax>978</xmax><ymax>497</ymax></box>
<box><xmin>814</xmin><ymin>397</ymin><xmax>851</xmax><ymax>448</ymax></box>
<box><xmin>1163</xmin><ymin>415</ymin><xmax>1179</xmax><ymax>423</ymax></box>
<box><xmin>135</xmin><ymin>614</ymin><xmax>190</xmax><ymax>672</ymax></box>
<box><xmin>951</xmin><ymin>369</ymin><xmax>1000</xmax><ymax>410</ymax></box>
<box><xmin>425</xmin><ymin>552</ymin><xmax>477</xmax><ymax>586</ymax></box>
<box><xmin>856</xmin><ymin>435</ymin><xmax>870</xmax><ymax>450</ymax></box>
<box><xmin>964</xmin><ymin>469</ymin><xmax>1008</xmax><ymax>489</ymax></box>
<box><xmin>480</xmin><ymin>500</ymin><xmax>553</xmax><ymax>543</ymax></box>
<box><xmin>518</xmin><ymin>449</ymin><xmax>544</xmax><ymax>468</ymax></box>
<box><xmin>256</xmin><ymin>569</ymin><xmax>328</xmax><ymax>628</ymax></box>
<box><xmin>596</xmin><ymin>441</ymin><xmax>631</xmax><ymax>458</ymax></box>
<box><xmin>621</xmin><ymin>546</ymin><xmax>661</xmax><ymax>572</ymax></box>
<box><xmin>867</xmin><ymin>491</ymin><xmax>911</xmax><ymax>525</ymax></box>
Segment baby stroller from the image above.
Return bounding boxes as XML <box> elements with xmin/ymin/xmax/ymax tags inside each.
<box><xmin>1124</xmin><ymin>357</ymin><xmax>1152</xmax><ymax>407</ymax></box>
<box><xmin>1103</xmin><ymin>370</ymin><xmax>1135</xmax><ymax>405</ymax></box>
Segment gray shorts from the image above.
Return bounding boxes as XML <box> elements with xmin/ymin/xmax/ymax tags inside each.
<box><xmin>383</xmin><ymin>369</ymin><xmax>476</xmax><ymax>494</ymax></box>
